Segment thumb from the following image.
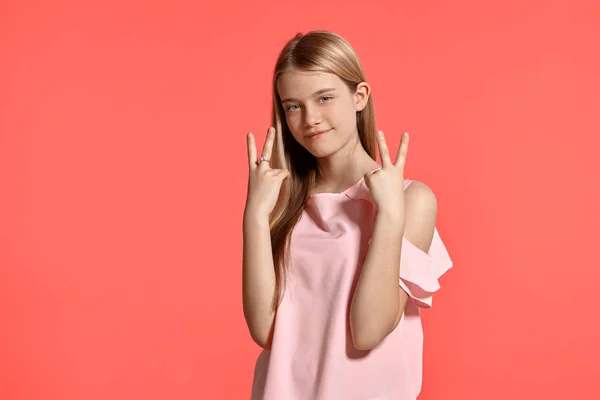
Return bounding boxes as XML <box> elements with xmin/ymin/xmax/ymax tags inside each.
<box><xmin>364</xmin><ymin>166</ymin><xmax>382</xmax><ymax>181</ymax></box>
<box><xmin>277</xmin><ymin>169</ymin><xmax>290</xmax><ymax>181</ymax></box>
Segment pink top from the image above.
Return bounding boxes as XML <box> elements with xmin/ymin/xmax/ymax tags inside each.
<box><xmin>251</xmin><ymin>175</ymin><xmax>453</xmax><ymax>400</ymax></box>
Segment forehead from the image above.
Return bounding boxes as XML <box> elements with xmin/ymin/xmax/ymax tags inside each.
<box><xmin>277</xmin><ymin>69</ymin><xmax>344</xmax><ymax>99</ymax></box>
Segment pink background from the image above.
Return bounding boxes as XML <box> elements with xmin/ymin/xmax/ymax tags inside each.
<box><xmin>2</xmin><ymin>0</ymin><xmax>599</xmax><ymax>398</ymax></box>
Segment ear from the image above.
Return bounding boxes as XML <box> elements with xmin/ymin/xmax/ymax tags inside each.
<box><xmin>354</xmin><ymin>82</ymin><xmax>371</xmax><ymax>112</ymax></box>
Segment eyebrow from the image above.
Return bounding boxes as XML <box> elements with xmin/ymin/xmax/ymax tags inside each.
<box><xmin>281</xmin><ymin>88</ymin><xmax>337</xmax><ymax>104</ymax></box>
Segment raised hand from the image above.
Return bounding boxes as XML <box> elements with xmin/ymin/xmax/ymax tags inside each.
<box><xmin>244</xmin><ymin>127</ymin><xmax>290</xmax><ymax>220</ymax></box>
<box><xmin>364</xmin><ymin>130</ymin><xmax>409</xmax><ymax>218</ymax></box>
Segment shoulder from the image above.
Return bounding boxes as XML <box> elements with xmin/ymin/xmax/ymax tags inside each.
<box><xmin>405</xmin><ymin>180</ymin><xmax>437</xmax><ymax>213</ymax></box>
<box><xmin>403</xmin><ymin>180</ymin><xmax>438</xmax><ymax>253</ymax></box>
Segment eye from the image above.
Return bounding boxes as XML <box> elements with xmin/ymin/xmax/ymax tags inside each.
<box><xmin>284</xmin><ymin>96</ymin><xmax>332</xmax><ymax>112</ymax></box>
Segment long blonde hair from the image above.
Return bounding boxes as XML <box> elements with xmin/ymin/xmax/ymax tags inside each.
<box><xmin>268</xmin><ymin>30</ymin><xmax>378</xmax><ymax>310</ymax></box>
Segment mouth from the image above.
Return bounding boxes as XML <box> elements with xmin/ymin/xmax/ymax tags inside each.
<box><xmin>306</xmin><ymin>129</ymin><xmax>331</xmax><ymax>139</ymax></box>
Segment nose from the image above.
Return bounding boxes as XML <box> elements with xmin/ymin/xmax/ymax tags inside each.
<box><xmin>303</xmin><ymin>104</ymin><xmax>322</xmax><ymax>127</ymax></box>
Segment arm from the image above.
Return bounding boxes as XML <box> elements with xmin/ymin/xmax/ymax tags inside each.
<box><xmin>242</xmin><ymin>128</ymin><xmax>290</xmax><ymax>350</ymax></box>
<box><xmin>349</xmin><ymin>181</ymin><xmax>438</xmax><ymax>350</ymax></box>
<box><xmin>242</xmin><ymin>212</ymin><xmax>277</xmax><ymax>349</ymax></box>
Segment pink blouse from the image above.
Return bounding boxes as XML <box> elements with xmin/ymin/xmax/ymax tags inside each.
<box><xmin>251</xmin><ymin>176</ymin><xmax>453</xmax><ymax>400</ymax></box>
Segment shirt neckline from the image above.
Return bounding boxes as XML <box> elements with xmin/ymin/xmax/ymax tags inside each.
<box><xmin>309</xmin><ymin>166</ymin><xmax>382</xmax><ymax>198</ymax></box>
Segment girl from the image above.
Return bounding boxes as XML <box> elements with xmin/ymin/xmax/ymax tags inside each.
<box><xmin>243</xmin><ymin>30</ymin><xmax>453</xmax><ymax>400</ymax></box>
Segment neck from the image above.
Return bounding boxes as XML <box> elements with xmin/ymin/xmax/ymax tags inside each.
<box><xmin>314</xmin><ymin>134</ymin><xmax>380</xmax><ymax>193</ymax></box>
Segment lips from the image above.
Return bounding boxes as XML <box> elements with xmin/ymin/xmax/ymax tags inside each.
<box><xmin>306</xmin><ymin>129</ymin><xmax>331</xmax><ymax>138</ymax></box>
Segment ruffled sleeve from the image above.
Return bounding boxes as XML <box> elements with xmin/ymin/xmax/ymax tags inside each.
<box><xmin>345</xmin><ymin>176</ymin><xmax>453</xmax><ymax>307</ymax></box>
<box><xmin>398</xmin><ymin>228</ymin><xmax>453</xmax><ymax>308</ymax></box>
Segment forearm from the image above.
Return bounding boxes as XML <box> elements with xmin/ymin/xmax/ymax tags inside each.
<box><xmin>350</xmin><ymin>210</ymin><xmax>405</xmax><ymax>350</ymax></box>
<box><xmin>242</xmin><ymin>212</ymin><xmax>277</xmax><ymax>349</ymax></box>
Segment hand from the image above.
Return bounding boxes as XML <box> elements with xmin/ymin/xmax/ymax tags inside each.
<box><xmin>364</xmin><ymin>131</ymin><xmax>409</xmax><ymax>218</ymax></box>
<box><xmin>244</xmin><ymin>127</ymin><xmax>290</xmax><ymax>220</ymax></box>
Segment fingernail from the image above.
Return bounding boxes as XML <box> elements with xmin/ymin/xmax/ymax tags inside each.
<box><xmin>378</xmin><ymin>130</ymin><xmax>383</xmax><ymax>136</ymax></box>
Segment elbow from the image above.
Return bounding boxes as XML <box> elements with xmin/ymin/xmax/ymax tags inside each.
<box><xmin>246</xmin><ymin>316</ymin><xmax>275</xmax><ymax>350</ymax></box>
<box><xmin>249</xmin><ymin>329</ymin><xmax>272</xmax><ymax>350</ymax></box>
<box><xmin>352</xmin><ymin>335</ymin><xmax>383</xmax><ymax>351</ymax></box>
<box><xmin>243</xmin><ymin>308</ymin><xmax>276</xmax><ymax>350</ymax></box>
<box><xmin>349</xmin><ymin>322</ymin><xmax>392</xmax><ymax>351</ymax></box>
<box><xmin>350</xmin><ymin>312</ymin><xmax>402</xmax><ymax>351</ymax></box>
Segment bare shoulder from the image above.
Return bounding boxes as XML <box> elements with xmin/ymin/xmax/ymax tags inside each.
<box><xmin>405</xmin><ymin>180</ymin><xmax>437</xmax><ymax>210</ymax></box>
<box><xmin>403</xmin><ymin>180</ymin><xmax>438</xmax><ymax>253</ymax></box>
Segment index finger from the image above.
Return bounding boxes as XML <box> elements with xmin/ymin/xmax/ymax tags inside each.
<box><xmin>247</xmin><ymin>132</ymin><xmax>257</xmax><ymax>168</ymax></box>
<box><xmin>377</xmin><ymin>131</ymin><xmax>393</xmax><ymax>168</ymax></box>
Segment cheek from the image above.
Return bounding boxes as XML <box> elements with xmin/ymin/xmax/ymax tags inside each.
<box><xmin>284</xmin><ymin>115</ymin><xmax>300</xmax><ymax>136</ymax></box>
<box><xmin>283</xmin><ymin>117</ymin><xmax>304</xmax><ymax>142</ymax></box>
<box><xmin>332</xmin><ymin>106</ymin><xmax>357</xmax><ymax>134</ymax></box>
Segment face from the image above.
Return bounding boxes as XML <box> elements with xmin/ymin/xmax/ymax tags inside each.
<box><xmin>276</xmin><ymin>69</ymin><xmax>370</xmax><ymax>158</ymax></box>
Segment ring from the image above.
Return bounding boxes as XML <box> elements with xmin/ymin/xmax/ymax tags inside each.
<box><xmin>259</xmin><ymin>156</ymin><xmax>270</xmax><ymax>163</ymax></box>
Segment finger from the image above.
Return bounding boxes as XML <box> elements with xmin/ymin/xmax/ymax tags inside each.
<box><xmin>247</xmin><ymin>132</ymin><xmax>257</xmax><ymax>168</ymax></box>
<box><xmin>261</xmin><ymin>127</ymin><xmax>275</xmax><ymax>162</ymax></box>
<box><xmin>394</xmin><ymin>132</ymin><xmax>409</xmax><ymax>168</ymax></box>
<box><xmin>377</xmin><ymin>131</ymin><xmax>393</xmax><ymax>168</ymax></box>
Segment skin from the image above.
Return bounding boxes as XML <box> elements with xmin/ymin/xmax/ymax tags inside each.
<box><xmin>243</xmin><ymin>69</ymin><xmax>438</xmax><ymax>350</ymax></box>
